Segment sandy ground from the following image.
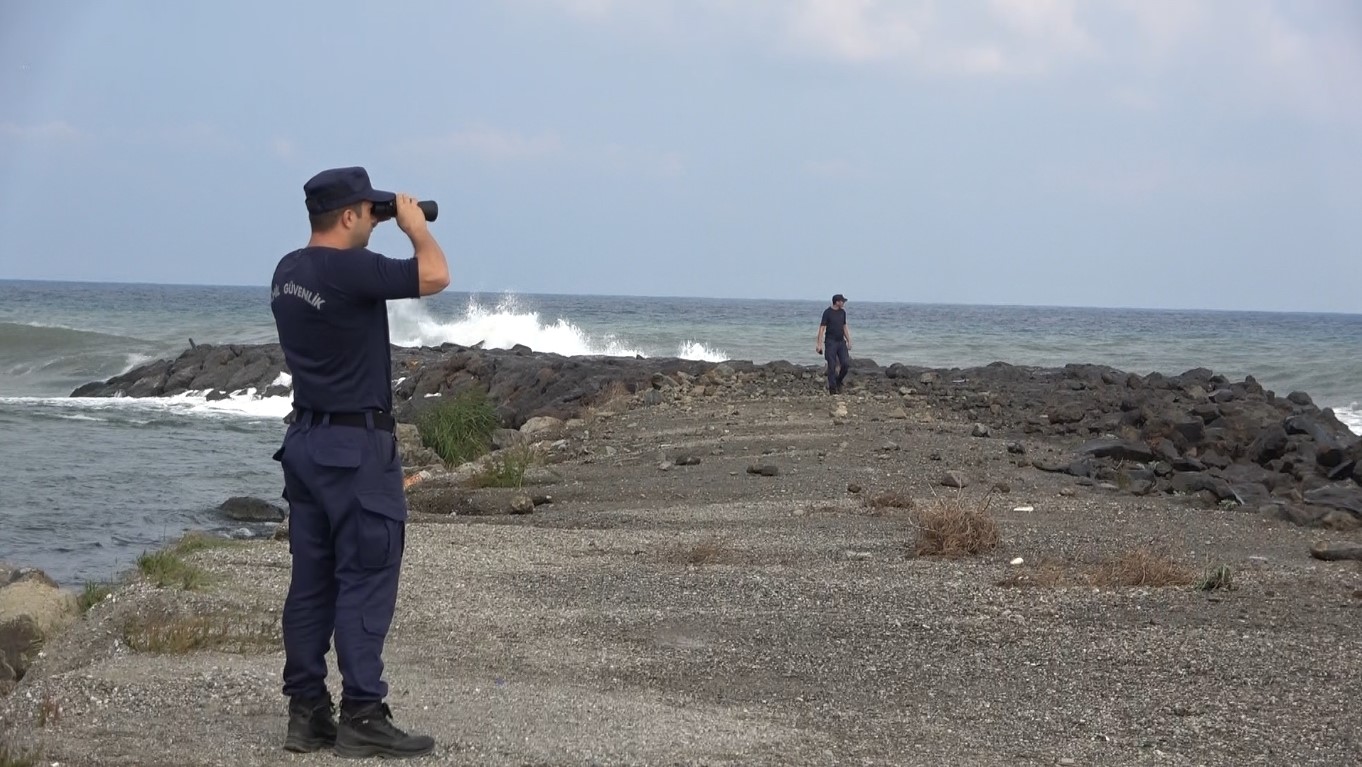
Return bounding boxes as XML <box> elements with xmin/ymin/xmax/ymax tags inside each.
<box><xmin>4</xmin><ymin>383</ymin><xmax>1361</xmax><ymax>766</ymax></box>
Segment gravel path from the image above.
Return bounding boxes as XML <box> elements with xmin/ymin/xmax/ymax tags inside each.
<box><xmin>4</xmin><ymin>388</ymin><xmax>1361</xmax><ymax>766</ymax></box>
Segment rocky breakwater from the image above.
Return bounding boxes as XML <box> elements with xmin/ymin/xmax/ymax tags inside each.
<box><xmin>0</xmin><ymin>566</ymin><xmax>79</xmax><ymax>696</ymax></box>
<box><xmin>71</xmin><ymin>341</ymin><xmax>755</xmax><ymax>427</ymax></box>
<box><xmin>884</xmin><ymin>361</ymin><xmax>1362</xmax><ymax>529</ymax></box>
<box><xmin>74</xmin><ymin>344</ymin><xmax>1361</xmax><ymax>528</ymax></box>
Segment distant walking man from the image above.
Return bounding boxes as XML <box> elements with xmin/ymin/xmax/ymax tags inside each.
<box><xmin>270</xmin><ymin>167</ymin><xmax>450</xmax><ymax>758</ymax></box>
<box><xmin>816</xmin><ymin>293</ymin><xmax>852</xmax><ymax>394</ymax></box>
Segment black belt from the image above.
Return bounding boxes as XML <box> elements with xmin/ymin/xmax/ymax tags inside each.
<box><xmin>300</xmin><ymin>410</ymin><xmax>396</xmax><ymax>432</ymax></box>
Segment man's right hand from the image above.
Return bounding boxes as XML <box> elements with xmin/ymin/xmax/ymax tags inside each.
<box><xmin>815</xmin><ymin>345</ymin><xmax>823</xmax><ymax>355</ymax></box>
<box><xmin>394</xmin><ymin>194</ymin><xmax>429</xmax><ymax>237</ymax></box>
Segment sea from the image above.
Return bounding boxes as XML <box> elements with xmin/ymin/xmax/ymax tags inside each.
<box><xmin>2</xmin><ymin>278</ymin><xmax>1359</xmax><ymax>586</ymax></box>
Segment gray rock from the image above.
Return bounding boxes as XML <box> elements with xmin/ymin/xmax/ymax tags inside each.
<box><xmin>521</xmin><ymin>416</ymin><xmax>565</xmax><ymax>435</ymax></box>
<box><xmin>1074</xmin><ymin>438</ymin><xmax>1157</xmax><ymax>464</ymax></box>
<box><xmin>747</xmin><ymin>464</ymin><xmax>780</xmax><ymax>477</ymax></box>
<box><xmin>971</xmin><ymin>423</ymin><xmax>990</xmax><ymax>438</ymax></box>
<box><xmin>216</xmin><ymin>496</ymin><xmax>286</xmax><ymax>523</ymax></box>
<box><xmin>941</xmin><ymin>471</ymin><xmax>967</xmax><ymax>488</ymax></box>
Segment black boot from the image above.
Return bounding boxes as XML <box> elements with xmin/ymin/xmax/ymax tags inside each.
<box><xmin>284</xmin><ymin>695</ymin><xmax>337</xmax><ymax>753</ymax></box>
<box><xmin>336</xmin><ymin>701</ymin><xmax>435</xmax><ymax>759</ymax></box>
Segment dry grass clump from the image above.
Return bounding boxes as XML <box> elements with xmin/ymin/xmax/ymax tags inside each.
<box><xmin>589</xmin><ymin>380</ymin><xmax>637</xmax><ymax>411</ymax></box>
<box><xmin>35</xmin><ymin>695</ymin><xmax>60</xmax><ymax>728</ymax></box>
<box><xmin>995</xmin><ymin>557</ymin><xmax>1070</xmax><ymax>588</ymax></box>
<box><xmin>1090</xmin><ymin>547</ymin><xmax>1197</xmax><ymax>588</ymax></box>
<box><xmin>998</xmin><ymin>549</ymin><xmax>1226</xmax><ymax>590</ymax></box>
<box><xmin>866</xmin><ymin>490</ymin><xmax>915</xmax><ymax>512</ymax></box>
<box><xmin>122</xmin><ymin>610</ymin><xmax>279</xmax><ymax>654</ymax></box>
<box><xmin>911</xmin><ymin>495</ymin><xmax>999</xmax><ymax>557</ymax></box>
<box><xmin>0</xmin><ymin>736</ymin><xmax>38</xmax><ymax>767</ymax></box>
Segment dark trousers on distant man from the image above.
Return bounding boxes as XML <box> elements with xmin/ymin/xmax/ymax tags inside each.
<box><xmin>824</xmin><ymin>339</ymin><xmax>850</xmax><ymax>392</ymax></box>
<box><xmin>274</xmin><ymin>411</ymin><xmax>407</xmax><ymax>707</ymax></box>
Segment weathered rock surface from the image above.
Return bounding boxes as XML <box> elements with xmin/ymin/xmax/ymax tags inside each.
<box><xmin>0</xmin><ymin>569</ymin><xmax>79</xmax><ymax>694</ymax></box>
<box><xmin>215</xmin><ymin>496</ymin><xmax>285</xmax><ymax>522</ymax></box>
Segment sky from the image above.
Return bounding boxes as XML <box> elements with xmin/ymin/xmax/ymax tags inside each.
<box><xmin>0</xmin><ymin>1</ymin><xmax>1359</xmax><ymax>313</ymax></box>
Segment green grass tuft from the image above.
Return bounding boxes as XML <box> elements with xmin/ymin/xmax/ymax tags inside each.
<box><xmin>134</xmin><ymin>532</ymin><xmax>244</xmax><ymax>591</ymax></box>
<box><xmin>171</xmin><ymin>531</ymin><xmax>245</xmax><ymax>556</ymax></box>
<box><xmin>1197</xmin><ymin>563</ymin><xmax>1234</xmax><ymax>591</ymax></box>
<box><xmin>78</xmin><ymin>581</ymin><xmax>115</xmax><ymax>612</ymax></box>
<box><xmin>471</xmin><ymin>444</ymin><xmax>539</xmax><ymax>488</ymax></box>
<box><xmin>417</xmin><ymin>389</ymin><xmax>500</xmax><ymax>465</ymax></box>
<box><xmin>136</xmin><ymin>550</ymin><xmax>210</xmax><ymax>590</ymax></box>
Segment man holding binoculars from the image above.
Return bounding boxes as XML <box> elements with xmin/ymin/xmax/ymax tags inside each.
<box><xmin>269</xmin><ymin>166</ymin><xmax>449</xmax><ymax>758</ymax></box>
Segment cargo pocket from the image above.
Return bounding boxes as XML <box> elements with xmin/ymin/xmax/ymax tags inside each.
<box><xmin>308</xmin><ymin>429</ymin><xmax>363</xmax><ymax>469</ymax></box>
<box><xmin>355</xmin><ymin>491</ymin><xmax>407</xmax><ymax>570</ymax></box>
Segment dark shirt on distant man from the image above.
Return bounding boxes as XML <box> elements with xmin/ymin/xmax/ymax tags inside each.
<box><xmin>821</xmin><ymin>306</ymin><xmax>848</xmax><ymax>343</ymax></box>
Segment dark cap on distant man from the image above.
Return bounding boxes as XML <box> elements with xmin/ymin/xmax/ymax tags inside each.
<box><xmin>832</xmin><ymin>294</ymin><xmax>847</xmax><ymax>303</ymax></box>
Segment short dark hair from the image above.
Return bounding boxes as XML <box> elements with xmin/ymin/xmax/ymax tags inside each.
<box><xmin>309</xmin><ymin>202</ymin><xmax>363</xmax><ymax>233</ymax></box>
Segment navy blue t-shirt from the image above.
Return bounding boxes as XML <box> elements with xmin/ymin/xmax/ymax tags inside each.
<box><xmin>821</xmin><ymin>307</ymin><xmax>848</xmax><ymax>344</ymax></box>
<box><xmin>270</xmin><ymin>247</ymin><xmax>420</xmax><ymax>413</ymax></box>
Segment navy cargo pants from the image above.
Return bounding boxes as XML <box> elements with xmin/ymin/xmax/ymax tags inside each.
<box><xmin>274</xmin><ymin>411</ymin><xmax>407</xmax><ymax>705</ymax></box>
<box><xmin>824</xmin><ymin>339</ymin><xmax>850</xmax><ymax>391</ymax></box>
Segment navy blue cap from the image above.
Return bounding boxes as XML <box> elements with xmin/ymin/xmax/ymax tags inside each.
<box><xmin>303</xmin><ymin>166</ymin><xmax>396</xmax><ymax>215</ymax></box>
<box><xmin>832</xmin><ymin>293</ymin><xmax>847</xmax><ymax>303</ymax></box>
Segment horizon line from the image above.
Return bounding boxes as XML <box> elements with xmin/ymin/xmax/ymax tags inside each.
<box><xmin>0</xmin><ymin>276</ymin><xmax>1358</xmax><ymax>318</ymax></box>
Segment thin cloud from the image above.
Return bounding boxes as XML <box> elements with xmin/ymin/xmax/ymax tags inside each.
<box><xmin>135</xmin><ymin>122</ymin><xmax>246</xmax><ymax>153</ymax></box>
<box><xmin>0</xmin><ymin>120</ymin><xmax>86</xmax><ymax>142</ymax></box>
<box><xmin>803</xmin><ymin>159</ymin><xmax>867</xmax><ymax>181</ymax></box>
<box><xmin>270</xmin><ymin>137</ymin><xmax>296</xmax><ymax>161</ymax></box>
<box><xmin>397</xmin><ymin>128</ymin><xmax>563</xmax><ymax>163</ymax></box>
<box><xmin>783</xmin><ymin>0</ymin><xmax>925</xmax><ymax>63</ymax></box>
<box><xmin>529</xmin><ymin>0</ymin><xmax>1360</xmax><ymax>120</ymax></box>
<box><xmin>600</xmin><ymin>144</ymin><xmax>685</xmax><ymax>178</ymax></box>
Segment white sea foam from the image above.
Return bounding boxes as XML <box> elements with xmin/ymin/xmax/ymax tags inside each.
<box><xmin>1334</xmin><ymin>403</ymin><xmax>1362</xmax><ymax>438</ymax></box>
<box><xmin>2</xmin><ymin>389</ymin><xmax>292</xmax><ymax>421</ymax></box>
<box><xmin>676</xmin><ymin>340</ymin><xmax>728</xmax><ymax>362</ymax></box>
<box><xmin>120</xmin><ymin>353</ymin><xmax>159</xmax><ymax>374</ymax></box>
<box><xmin>387</xmin><ymin>297</ymin><xmax>728</xmax><ymax>361</ymax></box>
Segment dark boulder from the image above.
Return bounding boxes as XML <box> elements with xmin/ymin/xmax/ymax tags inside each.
<box><xmin>1074</xmin><ymin>438</ymin><xmax>1157</xmax><ymax>464</ymax></box>
<box><xmin>217</xmin><ymin>496</ymin><xmax>286</xmax><ymax>522</ymax></box>
<box><xmin>1302</xmin><ymin>485</ymin><xmax>1362</xmax><ymax>519</ymax></box>
<box><xmin>1247</xmin><ymin>424</ymin><xmax>1289</xmax><ymax>465</ymax></box>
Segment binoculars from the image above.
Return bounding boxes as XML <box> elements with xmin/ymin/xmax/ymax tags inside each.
<box><xmin>372</xmin><ymin>199</ymin><xmax>439</xmax><ymax>222</ymax></box>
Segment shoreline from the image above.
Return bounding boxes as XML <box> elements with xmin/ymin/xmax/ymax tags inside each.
<box><xmin>2</xmin><ymin>365</ymin><xmax>1362</xmax><ymax>764</ymax></box>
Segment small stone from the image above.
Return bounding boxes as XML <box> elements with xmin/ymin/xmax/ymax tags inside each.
<box><xmin>1006</xmin><ymin>441</ymin><xmax>1026</xmax><ymax>454</ymax></box>
<box><xmin>509</xmin><ymin>494</ymin><xmax>534</xmax><ymax>514</ymax></box>
<box><xmin>970</xmin><ymin>423</ymin><xmax>990</xmax><ymax>438</ymax></box>
<box><xmin>747</xmin><ymin>464</ymin><xmax>780</xmax><ymax>477</ymax></box>
<box><xmin>675</xmin><ymin>454</ymin><xmax>702</xmax><ymax>466</ymax></box>
<box><xmin>941</xmin><ymin>471</ymin><xmax>967</xmax><ymax>488</ymax></box>
<box><xmin>880</xmin><ymin>441</ymin><xmax>901</xmax><ymax>452</ymax></box>
<box><xmin>1010</xmin><ymin>557</ymin><xmax>1025</xmax><ymax>566</ymax></box>
<box><xmin>847</xmin><ymin>483</ymin><xmax>863</xmax><ymax>494</ymax></box>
